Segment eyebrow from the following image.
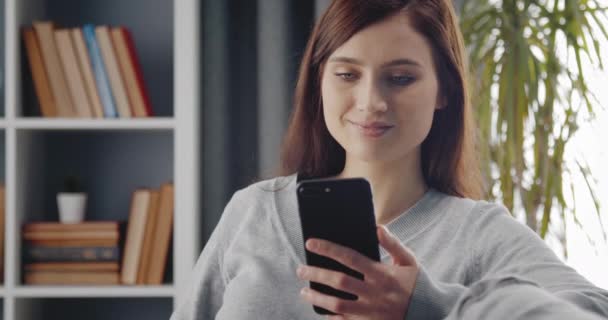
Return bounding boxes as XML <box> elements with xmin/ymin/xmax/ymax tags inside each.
<box><xmin>327</xmin><ymin>56</ymin><xmax>421</xmax><ymax>68</ymax></box>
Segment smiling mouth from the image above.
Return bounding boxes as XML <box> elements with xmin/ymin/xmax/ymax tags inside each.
<box><xmin>347</xmin><ymin>120</ymin><xmax>394</xmax><ymax>138</ymax></box>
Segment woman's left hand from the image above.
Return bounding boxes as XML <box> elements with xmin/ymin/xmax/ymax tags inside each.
<box><xmin>297</xmin><ymin>225</ymin><xmax>419</xmax><ymax>320</ymax></box>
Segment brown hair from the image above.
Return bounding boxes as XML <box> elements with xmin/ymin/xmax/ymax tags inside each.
<box><xmin>278</xmin><ymin>0</ymin><xmax>483</xmax><ymax>199</ymax></box>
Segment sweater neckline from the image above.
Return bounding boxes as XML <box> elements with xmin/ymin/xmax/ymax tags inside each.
<box><xmin>380</xmin><ymin>188</ymin><xmax>444</xmax><ymax>258</ymax></box>
<box><xmin>287</xmin><ymin>174</ymin><xmax>445</xmax><ymax>261</ymax></box>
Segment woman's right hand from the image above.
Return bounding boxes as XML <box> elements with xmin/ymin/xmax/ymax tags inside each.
<box><xmin>297</xmin><ymin>225</ymin><xmax>419</xmax><ymax>320</ymax></box>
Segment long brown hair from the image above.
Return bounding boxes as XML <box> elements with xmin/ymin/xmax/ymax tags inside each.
<box><xmin>278</xmin><ymin>0</ymin><xmax>483</xmax><ymax>199</ymax></box>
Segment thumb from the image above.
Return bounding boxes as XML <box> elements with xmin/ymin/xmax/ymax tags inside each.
<box><xmin>377</xmin><ymin>225</ymin><xmax>417</xmax><ymax>266</ymax></box>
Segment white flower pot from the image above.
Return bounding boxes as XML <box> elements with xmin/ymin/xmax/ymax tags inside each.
<box><xmin>57</xmin><ymin>193</ymin><xmax>88</xmax><ymax>223</ymax></box>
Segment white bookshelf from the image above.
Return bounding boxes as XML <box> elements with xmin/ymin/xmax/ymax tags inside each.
<box><xmin>1</xmin><ymin>0</ymin><xmax>201</xmax><ymax>319</ymax></box>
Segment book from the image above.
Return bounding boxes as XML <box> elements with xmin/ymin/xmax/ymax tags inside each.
<box><xmin>71</xmin><ymin>27</ymin><xmax>105</xmax><ymax>118</ymax></box>
<box><xmin>136</xmin><ymin>190</ymin><xmax>160</xmax><ymax>284</ymax></box>
<box><xmin>146</xmin><ymin>183</ymin><xmax>174</xmax><ymax>284</ymax></box>
<box><xmin>110</xmin><ymin>27</ymin><xmax>151</xmax><ymax>117</ymax></box>
<box><xmin>121</xmin><ymin>189</ymin><xmax>153</xmax><ymax>284</ymax></box>
<box><xmin>25</xmin><ymin>238</ymin><xmax>119</xmax><ymax>247</ymax></box>
<box><xmin>23</xmin><ymin>230</ymin><xmax>120</xmax><ymax>241</ymax></box>
<box><xmin>25</xmin><ymin>270</ymin><xmax>120</xmax><ymax>285</ymax></box>
<box><xmin>32</xmin><ymin>21</ymin><xmax>75</xmax><ymax>117</ymax></box>
<box><xmin>23</xmin><ymin>221</ymin><xmax>121</xmax><ymax>233</ymax></box>
<box><xmin>54</xmin><ymin>29</ymin><xmax>93</xmax><ymax>117</ymax></box>
<box><xmin>95</xmin><ymin>25</ymin><xmax>132</xmax><ymax>118</ymax></box>
<box><xmin>23</xmin><ymin>245</ymin><xmax>121</xmax><ymax>263</ymax></box>
<box><xmin>25</xmin><ymin>262</ymin><xmax>120</xmax><ymax>272</ymax></box>
<box><xmin>82</xmin><ymin>24</ymin><xmax>118</xmax><ymax>118</ymax></box>
<box><xmin>22</xmin><ymin>27</ymin><xmax>58</xmax><ymax>117</ymax></box>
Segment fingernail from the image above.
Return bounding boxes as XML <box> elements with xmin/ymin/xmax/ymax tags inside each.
<box><xmin>307</xmin><ymin>239</ymin><xmax>317</xmax><ymax>250</ymax></box>
<box><xmin>300</xmin><ymin>287</ymin><xmax>308</xmax><ymax>295</ymax></box>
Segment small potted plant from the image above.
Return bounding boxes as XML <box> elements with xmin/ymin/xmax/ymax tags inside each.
<box><xmin>57</xmin><ymin>175</ymin><xmax>87</xmax><ymax>223</ymax></box>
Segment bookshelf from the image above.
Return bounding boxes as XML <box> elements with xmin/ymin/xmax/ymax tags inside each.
<box><xmin>2</xmin><ymin>0</ymin><xmax>201</xmax><ymax>319</ymax></box>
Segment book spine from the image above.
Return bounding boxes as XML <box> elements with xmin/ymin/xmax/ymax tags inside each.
<box><xmin>54</xmin><ymin>29</ymin><xmax>93</xmax><ymax>117</ymax></box>
<box><xmin>32</xmin><ymin>22</ymin><xmax>75</xmax><ymax>117</ymax></box>
<box><xmin>23</xmin><ymin>245</ymin><xmax>121</xmax><ymax>263</ymax></box>
<box><xmin>22</xmin><ymin>27</ymin><xmax>58</xmax><ymax>117</ymax></box>
<box><xmin>122</xmin><ymin>28</ymin><xmax>154</xmax><ymax>116</ymax></box>
<box><xmin>95</xmin><ymin>25</ymin><xmax>132</xmax><ymax>118</ymax></box>
<box><xmin>82</xmin><ymin>24</ymin><xmax>118</xmax><ymax>118</ymax></box>
<box><xmin>71</xmin><ymin>28</ymin><xmax>105</xmax><ymax>118</ymax></box>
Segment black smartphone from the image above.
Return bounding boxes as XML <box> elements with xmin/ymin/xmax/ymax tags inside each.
<box><xmin>296</xmin><ymin>177</ymin><xmax>380</xmax><ymax>315</ymax></box>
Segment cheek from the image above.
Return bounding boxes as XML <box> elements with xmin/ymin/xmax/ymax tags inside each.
<box><xmin>394</xmin><ymin>82</ymin><xmax>439</xmax><ymax>134</ymax></box>
<box><xmin>321</xmin><ymin>79</ymin><xmax>351</xmax><ymax>126</ymax></box>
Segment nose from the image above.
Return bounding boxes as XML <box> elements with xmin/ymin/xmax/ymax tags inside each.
<box><xmin>356</xmin><ymin>79</ymin><xmax>388</xmax><ymax>113</ymax></box>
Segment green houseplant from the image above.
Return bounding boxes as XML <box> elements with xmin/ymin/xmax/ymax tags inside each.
<box><xmin>460</xmin><ymin>0</ymin><xmax>608</xmax><ymax>255</ymax></box>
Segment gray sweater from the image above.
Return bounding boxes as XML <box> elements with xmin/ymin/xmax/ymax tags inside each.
<box><xmin>171</xmin><ymin>174</ymin><xmax>608</xmax><ymax>319</ymax></box>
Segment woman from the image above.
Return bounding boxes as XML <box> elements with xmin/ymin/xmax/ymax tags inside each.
<box><xmin>171</xmin><ymin>0</ymin><xmax>608</xmax><ymax>319</ymax></box>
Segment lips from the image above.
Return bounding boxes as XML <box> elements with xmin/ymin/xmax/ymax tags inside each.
<box><xmin>348</xmin><ymin>120</ymin><xmax>394</xmax><ymax>137</ymax></box>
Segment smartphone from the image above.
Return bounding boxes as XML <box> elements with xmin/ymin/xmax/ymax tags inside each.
<box><xmin>296</xmin><ymin>177</ymin><xmax>380</xmax><ymax>315</ymax></box>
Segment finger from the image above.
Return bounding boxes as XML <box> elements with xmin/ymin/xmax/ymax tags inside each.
<box><xmin>300</xmin><ymin>287</ymin><xmax>367</xmax><ymax>315</ymax></box>
<box><xmin>377</xmin><ymin>225</ymin><xmax>416</xmax><ymax>266</ymax></box>
<box><xmin>306</xmin><ymin>239</ymin><xmax>380</xmax><ymax>276</ymax></box>
<box><xmin>297</xmin><ymin>265</ymin><xmax>368</xmax><ymax>297</ymax></box>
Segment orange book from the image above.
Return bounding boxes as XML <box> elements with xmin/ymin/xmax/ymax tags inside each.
<box><xmin>136</xmin><ymin>190</ymin><xmax>160</xmax><ymax>284</ymax></box>
<box><xmin>24</xmin><ymin>270</ymin><xmax>120</xmax><ymax>285</ymax></box>
<box><xmin>71</xmin><ymin>28</ymin><xmax>105</xmax><ymax>118</ymax></box>
<box><xmin>23</xmin><ymin>221</ymin><xmax>120</xmax><ymax>233</ymax></box>
<box><xmin>25</xmin><ymin>262</ymin><xmax>120</xmax><ymax>272</ymax></box>
<box><xmin>25</xmin><ymin>238</ymin><xmax>119</xmax><ymax>247</ymax></box>
<box><xmin>23</xmin><ymin>230</ymin><xmax>120</xmax><ymax>241</ymax></box>
<box><xmin>32</xmin><ymin>21</ymin><xmax>75</xmax><ymax>117</ymax></box>
<box><xmin>110</xmin><ymin>27</ymin><xmax>148</xmax><ymax>117</ymax></box>
<box><xmin>95</xmin><ymin>25</ymin><xmax>132</xmax><ymax>118</ymax></box>
<box><xmin>146</xmin><ymin>183</ymin><xmax>174</xmax><ymax>284</ymax></box>
<box><xmin>54</xmin><ymin>29</ymin><xmax>92</xmax><ymax>117</ymax></box>
<box><xmin>121</xmin><ymin>189</ymin><xmax>152</xmax><ymax>284</ymax></box>
<box><xmin>22</xmin><ymin>27</ymin><xmax>58</xmax><ymax>117</ymax></box>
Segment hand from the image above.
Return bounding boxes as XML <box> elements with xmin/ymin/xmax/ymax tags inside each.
<box><xmin>296</xmin><ymin>225</ymin><xmax>419</xmax><ymax>320</ymax></box>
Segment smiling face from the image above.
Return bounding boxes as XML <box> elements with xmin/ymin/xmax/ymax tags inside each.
<box><xmin>321</xmin><ymin>11</ymin><xmax>445</xmax><ymax>166</ymax></box>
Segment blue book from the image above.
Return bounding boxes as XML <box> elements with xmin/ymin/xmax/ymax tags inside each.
<box><xmin>82</xmin><ymin>24</ymin><xmax>118</xmax><ymax>118</ymax></box>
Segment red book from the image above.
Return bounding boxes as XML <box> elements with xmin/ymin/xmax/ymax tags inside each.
<box><xmin>117</xmin><ymin>27</ymin><xmax>154</xmax><ymax>116</ymax></box>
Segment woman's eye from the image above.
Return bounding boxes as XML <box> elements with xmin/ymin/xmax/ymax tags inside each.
<box><xmin>390</xmin><ymin>75</ymin><xmax>414</xmax><ymax>86</ymax></box>
<box><xmin>335</xmin><ymin>73</ymin><xmax>357</xmax><ymax>81</ymax></box>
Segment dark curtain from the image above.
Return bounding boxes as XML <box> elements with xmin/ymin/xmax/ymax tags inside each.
<box><xmin>200</xmin><ymin>0</ymin><xmax>315</xmax><ymax>243</ymax></box>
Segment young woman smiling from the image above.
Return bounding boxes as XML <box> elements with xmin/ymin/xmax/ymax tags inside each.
<box><xmin>171</xmin><ymin>0</ymin><xmax>608</xmax><ymax>319</ymax></box>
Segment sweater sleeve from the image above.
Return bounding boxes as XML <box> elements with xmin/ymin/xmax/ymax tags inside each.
<box><xmin>406</xmin><ymin>203</ymin><xmax>608</xmax><ymax>319</ymax></box>
<box><xmin>170</xmin><ymin>191</ymin><xmax>242</xmax><ymax>320</ymax></box>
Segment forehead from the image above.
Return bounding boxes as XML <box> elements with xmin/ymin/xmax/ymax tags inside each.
<box><xmin>328</xmin><ymin>12</ymin><xmax>435</xmax><ymax>69</ymax></box>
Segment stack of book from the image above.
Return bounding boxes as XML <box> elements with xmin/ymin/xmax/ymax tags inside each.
<box><xmin>121</xmin><ymin>182</ymin><xmax>174</xmax><ymax>285</ymax></box>
<box><xmin>22</xmin><ymin>221</ymin><xmax>123</xmax><ymax>285</ymax></box>
<box><xmin>22</xmin><ymin>21</ymin><xmax>153</xmax><ymax>118</ymax></box>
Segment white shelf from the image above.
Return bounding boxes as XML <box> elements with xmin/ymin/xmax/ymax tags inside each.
<box><xmin>13</xmin><ymin>285</ymin><xmax>175</xmax><ymax>298</ymax></box>
<box><xmin>2</xmin><ymin>0</ymin><xmax>201</xmax><ymax>318</ymax></box>
<box><xmin>12</xmin><ymin>118</ymin><xmax>175</xmax><ymax>130</ymax></box>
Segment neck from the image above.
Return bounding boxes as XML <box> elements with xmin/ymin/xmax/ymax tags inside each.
<box><xmin>336</xmin><ymin>150</ymin><xmax>428</xmax><ymax>225</ymax></box>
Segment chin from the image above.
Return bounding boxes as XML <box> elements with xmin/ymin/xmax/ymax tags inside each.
<box><xmin>346</xmin><ymin>146</ymin><xmax>392</xmax><ymax>163</ymax></box>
